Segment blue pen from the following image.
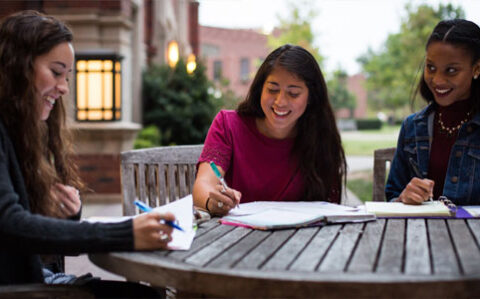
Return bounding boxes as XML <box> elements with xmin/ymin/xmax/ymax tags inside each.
<box><xmin>209</xmin><ymin>161</ymin><xmax>239</xmax><ymax>208</ymax></box>
<box><xmin>134</xmin><ymin>200</ymin><xmax>185</xmax><ymax>232</ymax></box>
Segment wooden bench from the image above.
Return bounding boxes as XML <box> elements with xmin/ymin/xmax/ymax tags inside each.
<box><xmin>120</xmin><ymin>145</ymin><xmax>203</xmax><ymax>216</ymax></box>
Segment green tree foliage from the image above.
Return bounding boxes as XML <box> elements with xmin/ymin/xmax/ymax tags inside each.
<box><xmin>267</xmin><ymin>0</ymin><xmax>324</xmax><ymax>66</ymax></box>
<box><xmin>134</xmin><ymin>125</ymin><xmax>162</xmax><ymax>149</ymax></box>
<box><xmin>142</xmin><ymin>59</ymin><xmax>221</xmax><ymax>145</ymax></box>
<box><xmin>327</xmin><ymin>69</ymin><xmax>357</xmax><ymax>118</ymax></box>
<box><xmin>358</xmin><ymin>4</ymin><xmax>464</xmax><ymax>116</ymax></box>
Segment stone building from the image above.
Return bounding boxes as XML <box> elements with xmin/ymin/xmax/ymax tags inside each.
<box><xmin>0</xmin><ymin>0</ymin><xmax>199</xmax><ymax>201</ymax></box>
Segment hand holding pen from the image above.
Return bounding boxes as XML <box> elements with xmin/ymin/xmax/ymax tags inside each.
<box><xmin>134</xmin><ymin>200</ymin><xmax>184</xmax><ymax>232</ymax></box>
<box><xmin>207</xmin><ymin>161</ymin><xmax>241</xmax><ymax>215</ymax></box>
<box><xmin>399</xmin><ymin>158</ymin><xmax>435</xmax><ymax>205</ymax></box>
<box><xmin>131</xmin><ymin>203</ymin><xmax>176</xmax><ymax>250</ymax></box>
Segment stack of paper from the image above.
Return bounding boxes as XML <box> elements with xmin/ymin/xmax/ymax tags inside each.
<box><xmin>220</xmin><ymin>201</ymin><xmax>376</xmax><ymax>230</ymax></box>
<box><xmin>365</xmin><ymin>201</ymin><xmax>452</xmax><ymax>217</ymax></box>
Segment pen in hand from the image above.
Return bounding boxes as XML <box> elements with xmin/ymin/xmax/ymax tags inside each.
<box><xmin>209</xmin><ymin>161</ymin><xmax>240</xmax><ymax>209</ymax></box>
<box><xmin>408</xmin><ymin>157</ymin><xmax>433</xmax><ymax>202</ymax></box>
<box><xmin>134</xmin><ymin>200</ymin><xmax>184</xmax><ymax>232</ymax></box>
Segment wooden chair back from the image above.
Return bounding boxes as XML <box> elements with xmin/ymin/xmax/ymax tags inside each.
<box><xmin>372</xmin><ymin>147</ymin><xmax>396</xmax><ymax>202</ymax></box>
<box><xmin>120</xmin><ymin>145</ymin><xmax>203</xmax><ymax>216</ymax></box>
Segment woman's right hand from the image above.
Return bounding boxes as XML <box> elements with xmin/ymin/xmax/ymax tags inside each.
<box><xmin>205</xmin><ymin>184</ymin><xmax>241</xmax><ymax>216</ymax></box>
<box><xmin>398</xmin><ymin>177</ymin><xmax>434</xmax><ymax>205</ymax></box>
<box><xmin>132</xmin><ymin>212</ymin><xmax>175</xmax><ymax>250</ymax></box>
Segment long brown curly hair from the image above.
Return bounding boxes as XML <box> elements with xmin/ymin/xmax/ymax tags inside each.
<box><xmin>0</xmin><ymin>10</ymin><xmax>83</xmax><ymax>217</ymax></box>
<box><xmin>237</xmin><ymin>44</ymin><xmax>346</xmax><ymax>202</ymax></box>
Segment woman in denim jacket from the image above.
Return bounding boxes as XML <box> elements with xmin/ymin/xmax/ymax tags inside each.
<box><xmin>386</xmin><ymin>19</ymin><xmax>480</xmax><ymax>205</ymax></box>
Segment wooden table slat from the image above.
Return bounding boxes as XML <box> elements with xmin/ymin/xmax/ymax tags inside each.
<box><xmin>194</xmin><ymin>218</ymin><xmax>221</xmax><ymax>237</ymax></box>
<box><xmin>185</xmin><ymin>227</ymin><xmax>251</xmax><ymax>266</ymax></box>
<box><xmin>427</xmin><ymin>219</ymin><xmax>460</xmax><ymax>275</ymax></box>
<box><xmin>168</xmin><ymin>223</ymin><xmax>235</xmax><ymax>260</ymax></box>
<box><xmin>405</xmin><ymin>219</ymin><xmax>431</xmax><ymax>274</ymax></box>
<box><xmin>235</xmin><ymin>229</ymin><xmax>296</xmax><ymax>270</ymax></box>
<box><xmin>208</xmin><ymin>230</ymin><xmax>271</xmax><ymax>269</ymax></box>
<box><xmin>290</xmin><ymin>225</ymin><xmax>342</xmax><ymax>272</ymax></box>
<box><xmin>318</xmin><ymin>223</ymin><xmax>364</xmax><ymax>272</ymax></box>
<box><xmin>448</xmin><ymin>219</ymin><xmax>480</xmax><ymax>275</ymax></box>
<box><xmin>466</xmin><ymin>219</ymin><xmax>480</xmax><ymax>245</ymax></box>
<box><xmin>376</xmin><ymin>219</ymin><xmax>405</xmax><ymax>273</ymax></box>
<box><xmin>347</xmin><ymin>219</ymin><xmax>386</xmax><ymax>273</ymax></box>
<box><xmin>262</xmin><ymin>227</ymin><xmax>319</xmax><ymax>271</ymax></box>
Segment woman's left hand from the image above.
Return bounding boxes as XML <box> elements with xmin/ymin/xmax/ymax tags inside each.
<box><xmin>52</xmin><ymin>183</ymin><xmax>81</xmax><ymax>218</ymax></box>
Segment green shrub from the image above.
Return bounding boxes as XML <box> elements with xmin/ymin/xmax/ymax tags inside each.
<box><xmin>134</xmin><ymin>125</ymin><xmax>161</xmax><ymax>149</ymax></box>
<box><xmin>142</xmin><ymin>59</ymin><xmax>221</xmax><ymax>145</ymax></box>
<box><xmin>356</xmin><ymin>118</ymin><xmax>383</xmax><ymax>130</ymax></box>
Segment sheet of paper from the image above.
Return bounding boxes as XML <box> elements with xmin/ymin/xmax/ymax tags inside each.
<box><xmin>463</xmin><ymin>206</ymin><xmax>480</xmax><ymax>217</ymax></box>
<box><xmin>85</xmin><ymin>195</ymin><xmax>196</xmax><ymax>250</ymax></box>
<box><xmin>228</xmin><ymin>201</ymin><xmax>359</xmax><ymax>216</ymax></box>
<box><xmin>153</xmin><ymin>195</ymin><xmax>195</xmax><ymax>250</ymax></box>
<box><xmin>222</xmin><ymin>208</ymin><xmax>325</xmax><ymax>229</ymax></box>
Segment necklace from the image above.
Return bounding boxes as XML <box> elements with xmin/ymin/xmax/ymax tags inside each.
<box><xmin>437</xmin><ymin>111</ymin><xmax>471</xmax><ymax>136</ymax></box>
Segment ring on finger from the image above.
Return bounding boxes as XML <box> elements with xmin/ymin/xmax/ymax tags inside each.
<box><xmin>217</xmin><ymin>201</ymin><xmax>224</xmax><ymax>208</ymax></box>
<box><xmin>59</xmin><ymin>203</ymin><xmax>65</xmax><ymax>209</ymax></box>
<box><xmin>159</xmin><ymin>232</ymin><xmax>169</xmax><ymax>241</ymax></box>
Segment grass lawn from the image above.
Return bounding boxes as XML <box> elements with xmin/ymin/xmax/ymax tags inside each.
<box><xmin>342</xmin><ymin>125</ymin><xmax>399</xmax><ymax>201</ymax></box>
<box><xmin>341</xmin><ymin>125</ymin><xmax>400</xmax><ymax>156</ymax></box>
<box><xmin>347</xmin><ymin>170</ymin><xmax>373</xmax><ymax>203</ymax></box>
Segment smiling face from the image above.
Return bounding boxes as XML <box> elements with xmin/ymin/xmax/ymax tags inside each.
<box><xmin>33</xmin><ymin>42</ymin><xmax>74</xmax><ymax>121</ymax></box>
<box><xmin>256</xmin><ymin>66</ymin><xmax>309</xmax><ymax>139</ymax></box>
<box><xmin>424</xmin><ymin>41</ymin><xmax>480</xmax><ymax>107</ymax></box>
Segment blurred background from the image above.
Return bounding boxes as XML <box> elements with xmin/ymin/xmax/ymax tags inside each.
<box><xmin>1</xmin><ymin>0</ymin><xmax>479</xmax><ymax>204</ymax></box>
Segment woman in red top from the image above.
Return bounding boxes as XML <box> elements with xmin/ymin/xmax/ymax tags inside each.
<box><xmin>193</xmin><ymin>44</ymin><xmax>347</xmax><ymax>216</ymax></box>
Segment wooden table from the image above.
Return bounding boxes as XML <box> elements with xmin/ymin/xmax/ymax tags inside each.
<box><xmin>90</xmin><ymin>218</ymin><xmax>480</xmax><ymax>298</ymax></box>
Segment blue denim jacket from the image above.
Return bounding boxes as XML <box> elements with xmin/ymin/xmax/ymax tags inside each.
<box><xmin>386</xmin><ymin>103</ymin><xmax>480</xmax><ymax>205</ymax></box>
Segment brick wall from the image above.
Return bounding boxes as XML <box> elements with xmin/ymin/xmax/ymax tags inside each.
<box><xmin>200</xmin><ymin>26</ymin><xmax>269</xmax><ymax>99</ymax></box>
<box><xmin>73</xmin><ymin>154</ymin><xmax>121</xmax><ymax>195</ymax></box>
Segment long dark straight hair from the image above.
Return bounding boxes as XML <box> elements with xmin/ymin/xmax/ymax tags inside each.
<box><xmin>417</xmin><ymin>19</ymin><xmax>480</xmax><ymax>111</ymax></box>
<box><xmin>0</xmin><ymin>10</ymin><xmax>83</xmax><ymax>217</ymax></box>
<box><xmin>237</xmin><ymin>44</ymin><xmax>346</xmax><ymax>202</ymax></box>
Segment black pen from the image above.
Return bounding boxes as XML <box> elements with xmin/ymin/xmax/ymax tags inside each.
<box><xmin>408</xmin><ymin>157</ymin><xmax>433</xmax><ymax>201</ymax></box>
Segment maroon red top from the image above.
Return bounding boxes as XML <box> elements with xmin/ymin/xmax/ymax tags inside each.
<box><xmin>199</xmin><ymin>110</ymin><xmax>306</xmax><ymax>203</ymax></box>
<box><xmin>428</xmin><ymin>99</ymin><xmax>472</xmax><ymax>199</ymax></box>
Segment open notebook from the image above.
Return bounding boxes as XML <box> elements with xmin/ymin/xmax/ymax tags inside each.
<box><xmin>220</xmin><ymin>201</ymin><xmax>376</xmax><ymax>230</ymax></box>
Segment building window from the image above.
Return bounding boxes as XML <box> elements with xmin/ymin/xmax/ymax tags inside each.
<box><xmin>201</xmin><ymin>44</ymin><xmax>219</xmax><ymax>57</ymax></box>
<box><xmin>75</xmin><ymin>51</ymin><xmax>123</xmax><ymax>121</ymax></box>
<box><xmin>213</xmin><ymin>60</ymin><xmax>222</xmax><ymax>81</ymax></box>
<box><xmin>240</xmin><ymin>58</ymin><xmax>249</xmax><ymax>83</ymax></box>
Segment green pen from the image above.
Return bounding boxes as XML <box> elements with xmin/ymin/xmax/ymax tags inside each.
<box><xmin>209</xmin><ymin>161</ymin><xmax>239</xmax><ymax>208</ymax></box>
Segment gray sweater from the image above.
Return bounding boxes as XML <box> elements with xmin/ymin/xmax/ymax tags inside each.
<box><xmin>0</xmin><ymin>120</ymin><xmax>134</xmax><ymax>284</ymax></box>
